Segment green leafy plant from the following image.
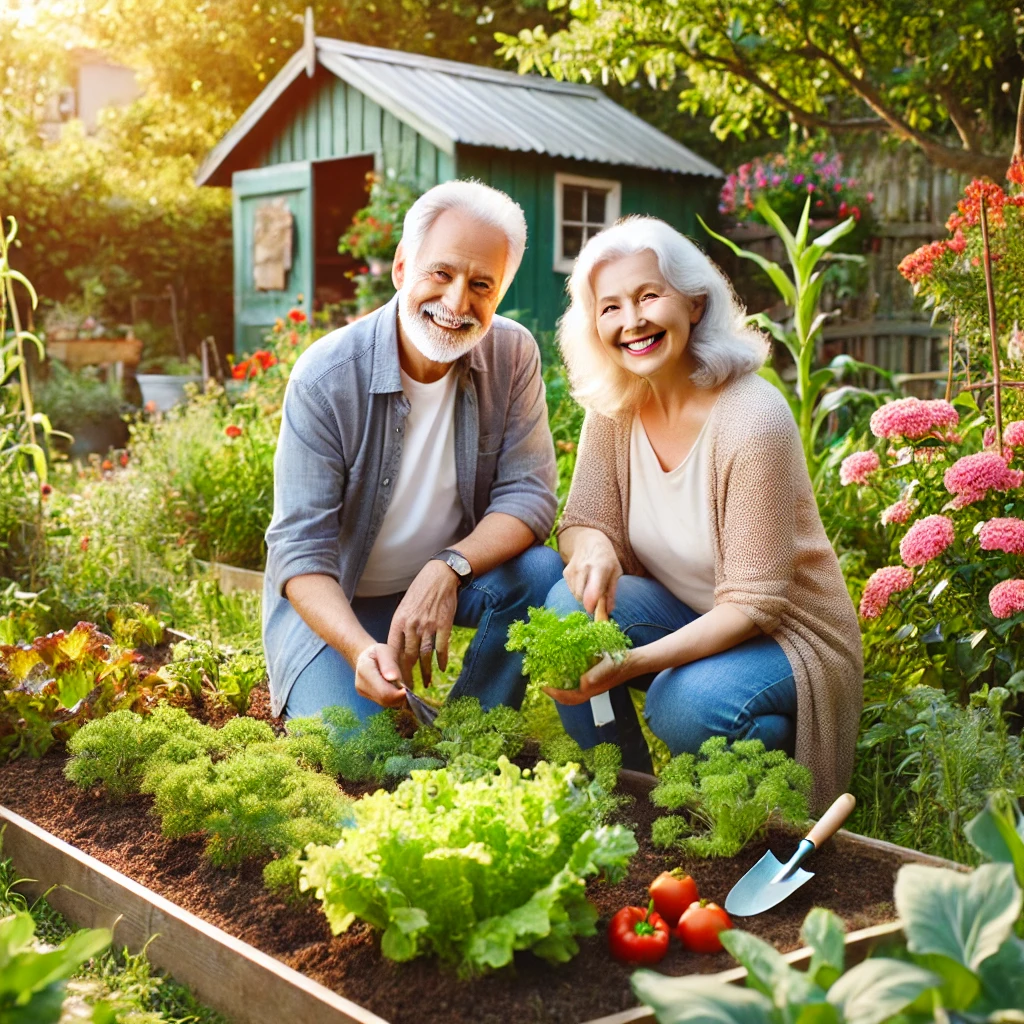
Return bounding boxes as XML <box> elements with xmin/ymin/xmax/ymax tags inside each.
<box><xmin>300</xmin><ymin>757</ymin><xmax>637</xmax><ymax>973</ymax></box>
<box><xmin>218</xmin><ymin>651</ymin><xmax>265</xmax><ymax>715</ymax></box>
<box><xmin>650</xmin><ymin>736</ymin><xmax>812</xmax><ymax>857</ymax></box>
<box><xmin>702</xmin><ymin>196</ymin><xmax>880</xmax><ymax>478</ymax></box>
<box><xmin>0</xmin><ymin>910</ymin><xmax>111</xmax><ymax>1024</ymax></box>
<box><xmin>109</xmin><ymin>604</ymin><xmax>164</xmax><ymax>649</ymax></box>
<box><xmin>540</xmin><ymin>733</ymin><xmax>623</xmax><ymax>795</ymax></box>
<box><xmin>965</xmin><ymin>789</ymin><xmax>1024</xmax><ymax>890</ymax></box>
<box><xmin>634</xmin><ymin>856</ymin><xmax>1024</xmax><ymax>1024</ymax></box>
<box><xmin>506</xmin><ymin>606</ymin><xmax>632</xmax><ymax>690</ymax></box>
<box><xmin>428</xmin><ymin>696</ymin><xmax>527</xmax><ymax>763</ymax></box>
<box><xmin>336</xmin><ymin>172</ymin><xmax>418</xmax><ymax>262</ymax></box>
<box><xmin>160</xmin><ymin>638</ymin><xmax>219</xmax><ymax>701</ymax></box>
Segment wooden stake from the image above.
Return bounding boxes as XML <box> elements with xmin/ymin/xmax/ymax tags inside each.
<box><xmin>979</xmin><ymin>195</ymin><xmax>1003</xmax><ymax>455</ymax></box>
<box><xmin>945</xmin><ymin>319</ymin><xmax>956</xmax><ymax>402</ymax></box>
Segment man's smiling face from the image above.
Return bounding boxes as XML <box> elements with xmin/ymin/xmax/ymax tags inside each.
<box><xmin>393</xmin><ymin>208</ymin><xmax>508</xmax><ymax>364</ymax></box>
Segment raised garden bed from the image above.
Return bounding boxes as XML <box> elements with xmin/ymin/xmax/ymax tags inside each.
<box><xmin>0</xmin><ymin>749</ymin><xmax>962</xmax><ymax>1024</ymax></box>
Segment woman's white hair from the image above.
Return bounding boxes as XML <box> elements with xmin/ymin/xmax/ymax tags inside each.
<box><xmin>400</xmin><ymin>179</ymin><xmax>527</xmax><ymax>298</ymax></box>
<box><xmin>559</xmin><ymin>216</ymin><xmax>769</xmax><ymax>417</ymax></box>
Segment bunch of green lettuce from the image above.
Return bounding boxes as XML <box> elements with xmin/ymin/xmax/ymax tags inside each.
<box><xmin>300</xmin><ymin>757</ymin><xmax>637</xmax><ymax>973</ymax></box>
<box><xmin>651</xmin><ymin>736</ymin><xmax>811</xmax><ymax>857</ymax></box>
<box><xmin>506</xmin><ymin>606</ymin><xmax>631</xmax><ymax>689</ymax></box>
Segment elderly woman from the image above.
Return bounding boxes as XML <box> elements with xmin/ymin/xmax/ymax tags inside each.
<box><xmin>546</xmin><ymin>216</ymin><xmax>862</xmax><ymax>809</ymax></box>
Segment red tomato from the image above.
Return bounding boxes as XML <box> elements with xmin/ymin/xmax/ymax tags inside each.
<box><xmin>608</xmin><ymin>901</ymin><xmax>671</xmax><ymax>965</ymax></box>
<box><xmin>648</xmin><ymin>870</ymin><xmax>699</xmax><ymax>927</ymax></box>
<box><xmin>675</xmin><ymin>900</ymin><xmax>733</xmax><ymax>954</ymax></box>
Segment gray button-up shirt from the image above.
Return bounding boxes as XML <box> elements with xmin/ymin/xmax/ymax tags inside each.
<box><xmin>262</xmin><ymin>296</ymin><xmax>558</xmax><ymax>714</ymax></box>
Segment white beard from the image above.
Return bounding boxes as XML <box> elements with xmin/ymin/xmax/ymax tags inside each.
<box><xmin>398</xmin><ymin>287</ymin><xmax>487</xmax><ymax>363</ymax></box>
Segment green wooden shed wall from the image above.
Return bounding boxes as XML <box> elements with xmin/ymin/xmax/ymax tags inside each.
<box><xmin>197</xmin><ymin>37</ymin><xmax>721</xmax><ymax>354</ymax></box>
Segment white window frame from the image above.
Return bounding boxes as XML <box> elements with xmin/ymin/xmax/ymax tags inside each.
<box><xmin>553</xmin><ymin>172</ymin><xmax>622</xmax><ymax>274</ymax></box>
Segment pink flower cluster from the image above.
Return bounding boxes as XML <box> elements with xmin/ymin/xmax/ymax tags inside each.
<box><xmin>943</xmin><ymin>452</ymin><xmax>1024</xmax><ymax>507</ymax></box>
<box><xmin>989</xmin><ymin>579</ymin><xmax>1024</xmax><ymax>619</ymax></box>
<box><xmin>978</xmin><ymin>517</ymin><xmax>1024</xmax><ymax>555</ymax></box>
<box><xmin>840</xmin><ymin>450</ymin><xmax>881</xmax><ymax>486</ymax></box>
<box><xmin>859</xmin><ymin>565</ymin><xmax>915</xmax><ymax>619</ymax></box>
<box><xmin>983</xmin><ymin>420</ymin><xmax>1024</xmax><ymax>455</ymax></box>
<box><xmin>869</xmin><ymin>397</ymin><xmax>959</xmax><ymax>441</ymax></box>
<box><xmin>899</xmin><ymin>515</ymin><xmax>955</xmax><ymax>567</ymax></box>
<box><xmin>880</xmin><ymin>498</ymin><xmax>917</xmax><ymax>526</ymax></box>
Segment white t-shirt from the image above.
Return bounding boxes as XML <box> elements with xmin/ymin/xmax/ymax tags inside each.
<box><xmin>627</xmin><ymin>412</ymin><xmax>717</xmax><ymax>613</ymax></box>
<box><xmin>355</xmin><ymin>366</ymin><xmax>463</xmax><ymax>597</ymax></box>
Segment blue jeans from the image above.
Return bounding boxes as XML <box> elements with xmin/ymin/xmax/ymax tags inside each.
<box><xmin>544</xmin><ymin>576</ymin><xmax>797</xmax><ymax>773</ymax></box>
<box><xmin>284</xmin><ymin>545</ymin><xmax>564</xmax><ymax>719</ymax></box>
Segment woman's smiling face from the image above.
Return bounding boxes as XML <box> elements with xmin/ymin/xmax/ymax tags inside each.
<box><xmin>592</xmin><ymin>249</ymin><xmax>705</xmax><ymax>385</ymax></box>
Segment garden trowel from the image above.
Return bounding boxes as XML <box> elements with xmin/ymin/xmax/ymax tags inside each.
<box><xmin>725</xmin><ymin>793</ymin><xmax>856</xmax><ymax>917</ymax></box>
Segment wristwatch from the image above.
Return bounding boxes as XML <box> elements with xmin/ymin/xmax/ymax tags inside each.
<box><xmin>431</xmin><ymin>548</ymin><xmax>474</xmax><ymax>590</ymax></box>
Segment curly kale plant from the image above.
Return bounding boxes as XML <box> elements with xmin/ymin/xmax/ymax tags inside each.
<box><xmin>301</xmin><ymin>757</ymin><xmax>637</xmax><ymax>973</ymax></box>
<box><xmin>650</xmin><ymin>736</ymin><xmax>811</xmax><ymax>857</ymax></box>
<box><xmin>506</xmin><ymin>606</ymin><xmax>631</xmax><ymax>689</ymax></box>
<box><xmin>429</xmin><ymin>696</ymin><xmax>527</xmax><ymax>762</ymax></box>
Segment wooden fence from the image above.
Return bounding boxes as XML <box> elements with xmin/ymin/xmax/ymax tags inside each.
<box><xmin>723</xmin><ymin>147</ymin><xmax>971</xmax><ymax>397</ymax></box>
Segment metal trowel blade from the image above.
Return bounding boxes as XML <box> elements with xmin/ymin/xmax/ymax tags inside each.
<box><xmin>405</xmin><ymin>690</ymin><xmax>440</xmax><ymax>727</ymax></box>
<box><xmin>724</xmin><ymin>850</ymin><xmax>814</xmax><ymax>917</ymax></box>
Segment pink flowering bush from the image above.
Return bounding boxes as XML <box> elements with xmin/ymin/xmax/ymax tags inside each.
<box><xmin>899</xmin><ymin>515</ymin><xmax>955</xmax><ymax>567</ymax></box>
<box><xmin>840</xmin><ymin>450</ymin><xmax>881</xmax><ymax>486</ymax></box>
<box><xmin>832</xmin><ymin>386</ymin><xmax>1024</xmax><ymax>696</ymax></box>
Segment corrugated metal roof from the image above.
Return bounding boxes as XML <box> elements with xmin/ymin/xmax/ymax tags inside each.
<box><xmin>196</xmin><ymin>37</ymin><xmax>721</xmax><ymax>187</ymax></box>
<box><xmin>316</xmin><ymin>39</ymin><xmax>722</xmax><ymax>178</ymax></box>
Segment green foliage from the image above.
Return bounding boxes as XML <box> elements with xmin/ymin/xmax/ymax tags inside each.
<box><xmin>540</xmin><ymin>733</ymin><xmax>623</xmax><ymax>795</ymax></box>
<box><xmin>218</xmin><ymin>651</ymin><xmax>266</xmax><ymax>715</ymax></box>
<box><xmin>506</xmin><ymin>606</ymin><xmax>632</xmax><ymax>690</ymax></box>
<box><xmin>109</xmin><ymin>604</ymin><xmax>164</xmax><ymax>649</ymax></box>
<box><xmin>337</xmin><ymin>172</ymin><xmax>418</xmax><ymax>262</ymax></box>
<box><xmin>0</xmin><ymin>621</ymin><xmax>156</xmax><ymax>762</ymax></box>
<box><xmin>430</xmin><ymin>696</ymin><xmax>527</xmax><ymax>763</ymax></box>
<box><xmin>160</xmin><ymin>638</ymin><xmax>220</xmax><ymax>700</ymax></box>
<box><xmin>0</xmin><ymin>910</ymin><xmax>111</xmax><ymax>1024</ymax></box>
<box><xmin>300</xmin><ymin>757</ymin><xmax>637</xmax><ymax>973</ymax></box>
<box><xmin>965</xmin><ymin>790</ymin><xmax>1024</xmax><ymax>889</ymax></box>
<box><xmin>31</xmin><ymin>363</ymin><xmax>125</xmax><ymax>433</ymax></box>
<box><xmin>495</xmin><ymin>0</ymin><xmax>1021</xmax><ymax>177</ymax></box>
<box><xmin>634</xmin><ymin>861</ymin><xmax>1024</xmax><ymax>1024</ymax></box>
<box><xmin>853</xmin><ymin>687</ymin><xmax>1024</xmax><ymax>864</ymax></box>
<box><xmin>650</xmin><ymin>736</ymin><xmax>812</xmax><ymax>858</ymax></box>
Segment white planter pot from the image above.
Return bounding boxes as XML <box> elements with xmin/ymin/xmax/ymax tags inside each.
<box><xmin>137</xmin><ymin>374</ymin><xmax>205</xmax><ymax>412</ymax></box>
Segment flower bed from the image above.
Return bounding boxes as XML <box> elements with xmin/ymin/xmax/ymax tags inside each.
<box><xmin>0</xmin><ymin>744</ymin><xmax>947</xmax><ymax>1024</ymax></box>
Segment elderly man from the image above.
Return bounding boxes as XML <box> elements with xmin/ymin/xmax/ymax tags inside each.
<box><xmin>262</xmin><ymin>179</ymin><xmax>563</xmax><ymax>719</ymax></box>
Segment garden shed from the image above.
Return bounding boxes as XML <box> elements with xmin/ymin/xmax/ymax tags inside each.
<box><xmin>195</xmin><ymin>15</ymin><xmax>722</xmax><ymax>353</ymax></box>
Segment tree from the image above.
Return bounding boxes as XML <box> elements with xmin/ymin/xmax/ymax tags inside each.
<box><xmin>496</xmin><ymin>0</ymin><xmax>1024</xmax><ymax>178</ymax></box>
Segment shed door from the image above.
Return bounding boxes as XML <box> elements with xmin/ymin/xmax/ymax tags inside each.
<box><xmin>232</xmin><ymin>162</ymin><xmax>313</xmax><ymax>355</ymax></box>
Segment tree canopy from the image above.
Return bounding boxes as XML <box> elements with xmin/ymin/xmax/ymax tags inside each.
<box><xmin>497</xmin><ymin>0</ymin><xmax>1024</xmax><ymax>177</ymax></box>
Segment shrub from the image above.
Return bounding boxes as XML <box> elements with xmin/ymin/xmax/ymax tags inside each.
<box><xmin>650</xmin><ymin>736</ymin><xmax>812</xmax><ymax>857</ymax></box>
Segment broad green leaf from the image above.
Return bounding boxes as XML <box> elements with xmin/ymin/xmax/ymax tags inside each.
<box><xmin>721</xmin><ymin>928</ymin><xmax>817</xmax><ymax>1003</ymax></box>
<box><xmin>755</xmin><ymin>196</ymin><xmax>799</xmax><ymax>274</ymax></box>
<box><xmin>975</xmin><ymin>935</ymin><xmax>1024</xmax><ymax>1012</ymax></box>
<box><xmin>964</xmin><ymin>792</ymin><xmax>1024</xmax><ymax>889</ymax></box>
<box><xmin>380</xmin><ymin>921</ymin><xmax>420</xmax><ymax>961</ymax></box>
<box><xmin>910</xmin><ymin>952</ymin><xmax>980</xmax><ymax>1011</ymax></box>
<box><xmin>699</xmin><ymin>215</ymin><xmax>796</xmax><ymax>306</ymax></box>
<box><xmin>631</xmin><ymin>971</ymin><xmax>775</xmax><ymax>1024</ymax></box>
<box><xmin>826</xmin><ymin>958</ymin><xmax>939</xmax><ymax>1024</ymax></box>
<box><xmin>747</xmin><ymin>312</ymin><xmax>789</xmax><ymax>345</ymax></box>
<box><xmin>800</xmin><ymin>908</ymin><xmax>846</xmax><ymax>988</ymax></box>
<box><xmin>894</xmin><ymin>863</ymin><xmax>1022</xmax><ymax>971</ymax></box>
<box><xmin>5</xmin><ymin>267</ymin><xmax>38</xmax><ymax>307</ymax></box>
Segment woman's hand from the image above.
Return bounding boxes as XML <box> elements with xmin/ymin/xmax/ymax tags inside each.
<box><xmin>561</xmin><ymin>527</ymin><xmax>623</xmax><ymax>616</ymax></box>
<box><xmin>544</xmin><ymin>649</ymin><xmax>638</xmax><ymax>705</ymax></box>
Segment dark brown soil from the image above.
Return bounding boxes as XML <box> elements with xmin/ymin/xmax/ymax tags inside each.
<box><xmin>1</xmin><ymin>752</ymin><xmax>906</xmax><ymax>1024</ymax></box>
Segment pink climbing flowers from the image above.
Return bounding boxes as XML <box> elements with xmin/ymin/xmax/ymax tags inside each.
<box><xmin>860</xmin><ymin>566</ymin><xmax>915</xmax><ymax>619</ymax></box>
<box><xmin>899</xmin><ymin>515</ymin><xmax>955</xmax><ymax>567</ymax></box>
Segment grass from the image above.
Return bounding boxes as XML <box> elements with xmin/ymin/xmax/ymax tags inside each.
<box><xmin>0</xmin><ymin>852</ymin><xmax>228</xmax><ymax>1024</ymax></box>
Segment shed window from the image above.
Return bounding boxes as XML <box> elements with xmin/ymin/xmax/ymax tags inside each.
<box><xmin>554</xmin><ymin>173</ymin><xmax>621</xmax><ymax>273</ymax></box>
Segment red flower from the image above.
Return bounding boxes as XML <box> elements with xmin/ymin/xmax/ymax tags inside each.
<box><xmin>80</xmin><ymin>536</ymin><xmax>90</xmax><ymax>552</ymax></box>
<box><xmin>40</xmin><ymin>482</ymin><xmax>53</xmax><ymax>497</ymax></box>
<box><xmin>225</xmin><ymin>425</ymin><xmax>243</xmax><ymax>438</ymax></box>
<box><xmin>1007</xmin><ymin>157</ymin><xmax>1024</xmax><ymax>186</ymax></box>
<box><xmin>231</xmin><ymin>360</ymin><xmax>250</xmax><ymax>380</ymax></box>
<box><xmin>101</xmin><ymin>459</ymin><xmax>113</xmax><ymax>471</ymax></box>
<box><xmin>288</xmin><ymin>330</ymin><xmax>299</xmax><ymax>345</ymax></box>
<box><xmin>144</xmin><ymin>400</ymin><xmax>158</xmax><ymax>413</ymax></box>
<box><xmin>119</xmin><ymin>452</ymin><xmax>129</xmax><ymax>467</ymax></box>
<box><xmin>287</xmin><ymin>308</ymin><xmax>307</xmax><ymax>324</ymax></box>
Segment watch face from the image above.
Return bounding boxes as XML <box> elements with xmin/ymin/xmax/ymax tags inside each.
<box><xmin>449</xmin><ymin>551</ymin><xmax>472</xmax><ymax>578</ymax></box>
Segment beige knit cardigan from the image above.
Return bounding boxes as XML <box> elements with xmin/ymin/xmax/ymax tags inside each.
<box><xmin>558</xmin><ymin>372</ymin><xmax>863</xmax><ymax>811</ymax></box>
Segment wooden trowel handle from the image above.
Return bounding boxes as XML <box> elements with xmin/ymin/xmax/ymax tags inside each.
<box><xmin>806</xmin><ymin>793</ymin><xmax>856</xmax><ymax>849</ymax></box>
<box><xmin>595</xmin><ymin>597</ymin><xmax>609</xmax><ymax>622</ymax></box>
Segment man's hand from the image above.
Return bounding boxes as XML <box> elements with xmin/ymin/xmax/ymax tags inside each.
<box><xmin>543</xmin><ymin>649</ymin><xmax>636</xmax><ymax>706</ymax></box>
<box><xmin>388</xmin><ymin>558</ymin><xmax>461</xmax><ymax>686</ymax></box>
<box><xmin>354</xmin><ymin>642</ymin><xmax>408</xmax><ymax>708</ymax></box>
<box><xmin>562</xmin><ymin>529</ymin><xmax>623</xmax><ymax>616</ymax></box>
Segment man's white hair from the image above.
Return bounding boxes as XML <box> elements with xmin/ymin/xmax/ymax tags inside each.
<box><xmin>400</xmin><ymin>179</ymin><xmax>527</xmax><ymax>298</ymax></box>
<box><xmin>559</xmin><ymin>216</ymin><xmax>769</xmax><ymax>417</ymax></box>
